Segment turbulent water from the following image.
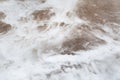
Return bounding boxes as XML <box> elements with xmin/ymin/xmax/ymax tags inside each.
<box><xmin>0</xmin><ymin>0</ymin><xmax>120</xmax><ymax>80</ymax></box>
